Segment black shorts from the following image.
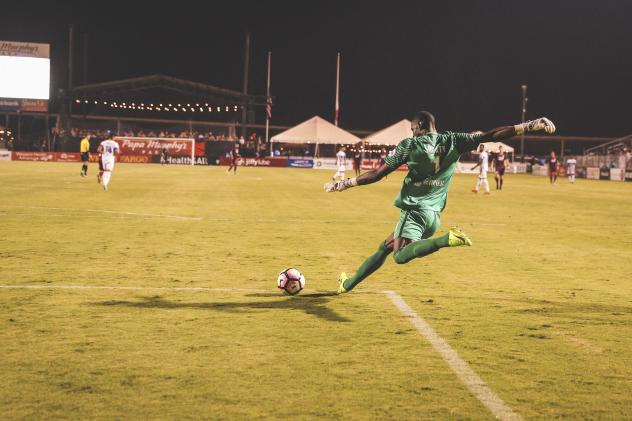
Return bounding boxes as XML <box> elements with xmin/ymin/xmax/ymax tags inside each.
<box><xmin>81</xmin><ymin>152</ymin><xmax>89</xmax><ymax>162</ymax></box>
<box><xmin>496</xmin><ymin>166</ymin><xmax>505</xmax><ymax>176</ymax></box>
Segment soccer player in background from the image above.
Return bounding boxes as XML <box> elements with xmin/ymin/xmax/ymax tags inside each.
<box><xmin>333</xmin><ymin>147</ymin><xmax>347</xmax><ymax>182</ymax></box>
<box><xmin>547</xmin><ymin>150</ymin><xmax>560</xmax><ymax>184</ymax></box>
<box><xmin>566</xmin><ymin>154</ymin><xmax>577</xmax><ymax>183</ymax></box>
<box><xmin>325</xmin><ymin>111</ymin><xmax>556</xmax><ymax>293</ymax></box>
<box><xmin>98</xmin><ymin>133</ymin><xmax>120</xmax><ymax>191</ymax></box>
<box><xmin>492</xmin><ymin>145</ymin><xmax>508</xmax><ymax>190</ymax></box>
<box><xmin>353</xmin><ymin>150</ymin><xmax>362</xmax><ymax>176</ymax></box>
<box><xmin>160</xmin><ymin>147</ymin><xmax>169</xmax><ymax>165</ymax></box>
<box><xmin>79</xmin><ymin>134</ymin><xmax>91</xmax><ymax>177</ymax></box>
<box><xmin>471</xmin><ymin>144</ymin><xmax>490</xmax><ymax>194</ymax></box>
<box><xmin>227</xmin><ymin>144</ymin><xmax>239</xmax><ymax>174</ymax></box>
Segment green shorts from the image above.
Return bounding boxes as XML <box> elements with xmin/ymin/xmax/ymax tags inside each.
<box><xmin>394</xmin><ymin>209</ymin><xmax>441</xmax><ymax>241</ymax></box>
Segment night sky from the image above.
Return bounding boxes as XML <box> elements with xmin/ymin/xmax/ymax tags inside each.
<box><xmin>3</xmin><ymin>1</ymin><xmax>632</xmax><ymax>136</ymax></box>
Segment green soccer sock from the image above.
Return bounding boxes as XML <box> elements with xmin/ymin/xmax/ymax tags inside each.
<box><xmin>392</xmin><ymin>233</ymin><xmax>449</xmax><ymax>265</ymax></box>
<box><xmin>343</xmin><ymin>242</ymin><xmax>392</xmax><ymax>291</ymax></box>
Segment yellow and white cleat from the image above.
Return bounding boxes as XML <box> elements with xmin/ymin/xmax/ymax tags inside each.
<box><xmin>448</xmin><ymin>227</ymin><xmax>473</xmax><ymax>247</ymax></box>
<box><xmin>337</xmin><ymin>272</ymin><xmax>349</xmax><ymax>294</ymax></box>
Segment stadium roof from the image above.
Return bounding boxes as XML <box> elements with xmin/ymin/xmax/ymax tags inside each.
<box><xmin>270</xmin><ymin>116</ymin><xmax>361</xmax><ymax>145</ymax></box>
<box><xmin>68</xmin><ymin>74</ymin><xmax>257</xmax><ymax>104</ymax></box>
<box><xmin>363</xmin><ymin>119</ymin><xmax>412</xmax><ymax>145</ymax></box>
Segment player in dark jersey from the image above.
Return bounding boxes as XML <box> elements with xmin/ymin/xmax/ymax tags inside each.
<box><xmin>325</xmin><ymin>111</ymin><xmax>556</xmax><ymax>293</ymax></box>
<box><xmin>547</xmin><ymin>151</ymin><xmax>559</xmax><ymax>184</ymax></box>
<box><xmin>160</xmin><ymin>147</ymin><xmax>169</xmax><ymax>165</ymax></box>
<box><xmin>492</xmin><ymin>145</ymin><xmax>508</xmax><ymax>190</ymax></box>
<box><xmin>227</xmin><ymin>144</ymin><xmax>240</xmax><ymax>175</ymax></box>
<box><xmin>353</xmin><ymin>151</ymin><xmax>362</xmax><ymax>176</ymax></box>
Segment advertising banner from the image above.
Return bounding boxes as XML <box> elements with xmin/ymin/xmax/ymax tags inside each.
<box><xmin>532</xmin><ymin>165</ymin><xmax>548</xmax><ymax>176</ymax></box>
<box><xmin>19</xmin><ymin>99</ymin><xmax>48</xmax><ymax>112</ymax></box>
<box><xmin>313</xmin><ymin>157</ymin><xmax>344</xmax><ymax>170</ymax></box>
<box><xmin>12</xmin><ymin>151</ymin><xmax>55</xmax><ymax>161</ymax></box>
<box><xmin>219</xmin><ymin>156</ymin><xmax>288</xmax><ymax>167</ymax></box>
<box><xmin>626</xmin><ymin>169</ymin><xmax>632</xmax><ymax>182</ymax></box>
<box><xmin>115</xmin><ymin>137</ymin><xmax>193</xmax><ymax>157</ymax></box>
<box><xmin>288</xmin><ymin>158</ymin><xmax>314</xmax><ymax>168</ymax></box>
<box><xmin>159</xmin><ymin>155</ymin><xmax>208</xmax><ymax>165</ymax></box>
<box><xmin>610</xmin><ymin>169</ymin><xmax>624</xmax><ymax>181</ymax></box>
<box><xmin>599</xmin><ymin>167</ymin><xmax>610</xmax><ymax>180</ymax></box>
<box><xmin>55</xmin><ymin>152</ymin><xmax>81</xmax><ymax>162</ymax></box>
<box><xmin>0</xmin><ymin>99</ymin><xmax>20</xmax><ymax>112</ymax></box>
<box><xmin>586</xmin><ymin>167</ymin><xmax>600</xmax><ymax>179</ymax></box>
<box><xmin>0</xmin><ymin>149</ymin><xmax>11</xmax><ymax>161</ymax></box>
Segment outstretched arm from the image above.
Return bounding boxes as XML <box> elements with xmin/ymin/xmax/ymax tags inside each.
<box><xmin>324</xmin><ymin>163</ymin><xmax>395</xmax><ymax>192</ymax></box>
<box><xmin>479</xmin><ymin>117</ymin><xmax>556</xmax><ymax>142</ymax></box>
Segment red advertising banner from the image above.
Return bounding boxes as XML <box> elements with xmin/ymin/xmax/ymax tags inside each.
<box><xmin>115</xmin><ymin>137</ymin><xmax>193</xmax><ymax>157</ymax></box>
<box><xmin>195</xmin><ymin>141</ymin><xmax>206</xmax><ymax>157</ymax></box>
<box><xmin>219</xmin><ymin>156</ymin><xmax>288</xmax><ymax>167</ymax></box>
<box><xmin>12</xmin><ymin>151</ymin><xmax>56</xmax><ymax>161</ymax></box>
<box><xmin>55</xmin><ymin>152</ymin><xmax>81</xmax><ymax>162</ymax></box>
<box><xmin>119</xmin><ymin>155</ymin><xmax>151</xmax><ymax>164</ymax></box>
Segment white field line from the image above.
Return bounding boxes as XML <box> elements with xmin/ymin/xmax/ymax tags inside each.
<box><xmin>0</xmin><ymin>205</ymin><xmax>202</xmax><ymax>221</ymax></box>
<box><xmin>0</xmin><ymin>282</ymin><xmax>518</xmax><ymax>420</ymax></box>
<box><xmin>383</xmin><ymin>290</ymin><xmax>522</xmax><ymax>421</ymax></box>
<box><xmin>0</xmin><ymin>285</ymin><xmax>265</xmax><ymax>293</ymax></box>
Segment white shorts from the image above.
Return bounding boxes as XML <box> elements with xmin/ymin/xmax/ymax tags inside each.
<box><xmin>101</xmin><ymin>156</ymin><xmax>115</xmax><ymax>171</ymax></box>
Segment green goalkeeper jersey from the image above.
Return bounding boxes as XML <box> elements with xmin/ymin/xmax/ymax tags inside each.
<box><xmin>384</xmin><ymin>131</ymin><xmax>481</xmax><ymax>212</ymax></box>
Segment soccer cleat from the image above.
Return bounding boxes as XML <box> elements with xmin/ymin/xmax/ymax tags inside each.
<box><xmin>337</xmin><ymin>272</ymin><xmax>349</xmax><ymax>294</ymax></box>
<box><xmin>448</xmin><ymin>227</ymin><xmax>473</xmax><ymax>247</ymax></box>
<box><xmin>471</xmin><ymin>189</ymin><xmax>478</xmax><ymax>193</ymax></box>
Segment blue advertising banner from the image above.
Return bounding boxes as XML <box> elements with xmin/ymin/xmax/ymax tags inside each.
<box><xmin>288</xmin><ymin>158</ymin><xmax>314</xmax><ymax>168</ymax></box>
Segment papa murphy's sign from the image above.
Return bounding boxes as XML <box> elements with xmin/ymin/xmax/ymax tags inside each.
<box><xmin>116</xmin><ymin>137</ymin><xmax>193</xmax><ymax>157</ymax></box>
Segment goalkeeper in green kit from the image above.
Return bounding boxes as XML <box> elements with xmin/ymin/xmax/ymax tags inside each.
<box><xmin>324</xmin><ymin>111</ymin><xmax>556</xmax><ymax>293</ymax></box>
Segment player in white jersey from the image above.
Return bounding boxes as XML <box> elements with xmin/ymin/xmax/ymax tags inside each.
<box><xmin>566</xmin><ymin>155</ymin><xmax>577</xmax><ymax>184</ymax></box>
<box><xmin>98</xmin><ymin>133</ymin><xmax>120</xmax><ymax>191</ymax></box>
<box><xmin>333</xmin><ymin>147</ymin><xmax>347</xmax><ymax>182</ymax></box>
<box><xmin>471</xmin><ymin>144</ymin><xmax>490</xmax><ymax>194</ymax></box>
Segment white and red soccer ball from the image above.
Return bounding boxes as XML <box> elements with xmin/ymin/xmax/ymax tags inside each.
<box><xmin>277</xmin><ymin>268</ymin><xmax>306</xmax><ymax>296</ymax></box>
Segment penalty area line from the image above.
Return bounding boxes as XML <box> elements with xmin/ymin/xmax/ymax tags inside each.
<box><xmin>383</xmin><ymin>290</ymin><xmax>522</xmax><ymax>421</ymax></box>
<box><xmin>0</xmin><ymin>205</ymin><xmax>202</xmax><ymax>221</ymax></box>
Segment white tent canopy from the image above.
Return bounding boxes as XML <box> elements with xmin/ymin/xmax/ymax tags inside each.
<box><xmin>271</xmin><ymin>116</ymin><xmax>361</xmax><ymax>145</ymax></box>
<box><xmin>363</xmin><ymin>119</ymin><xmax>412</xmax><ymax>145</ymax></box>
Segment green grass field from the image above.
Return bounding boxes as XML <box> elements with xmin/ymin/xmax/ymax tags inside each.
<box><xmin>1</xmin><ymin>161</ymin><xmax>631</xmax><ymax>420</ymax></box>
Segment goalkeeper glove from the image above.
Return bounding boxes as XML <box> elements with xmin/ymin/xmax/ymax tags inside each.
<box><xmin>514</xmin><ymin>117</ymin><xmax>556</xmax><ymax>135</ymax></box>
<box><xmin>324</xmin><ymin>178</ymin><xmax>358</xmax><ymax>192</ymax></box>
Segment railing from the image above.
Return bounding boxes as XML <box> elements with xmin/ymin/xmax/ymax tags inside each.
<box><xmin>584</xmin><ymin>134</ymin><xmax>632</xmax><ymax>155</ymax></box>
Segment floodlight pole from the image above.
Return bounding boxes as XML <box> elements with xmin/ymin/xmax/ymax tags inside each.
<box><xmin>67</xmin><ymin>24</ymin><xmax>75</xmax><ymax>134</ymax></box>
<box><xmin>521</xmin><ymin>84</ymin><xmax>527</xmax><ymax>159</ymax></box>
<box><xmin>241</xmin><ymin>31</ymin><xmax>250</xmax><ymax>140</ymax></box>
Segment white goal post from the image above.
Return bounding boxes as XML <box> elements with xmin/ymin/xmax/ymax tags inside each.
<box><xmin>113</xmin><ymin>137</ymin><xmax>195</xmax><ymax>165</ymax></box>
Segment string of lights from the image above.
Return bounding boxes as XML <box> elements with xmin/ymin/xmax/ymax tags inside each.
<box><xmin>73</xmin><ymin>99</ymin><xmax>241</xmax><ymax>113</ymax></box>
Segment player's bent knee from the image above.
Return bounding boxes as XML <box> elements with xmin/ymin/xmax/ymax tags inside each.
<box><xmin>392</xmin><ymin>250</ymin><xmax>408</xmax><ymax>265</ymax></box>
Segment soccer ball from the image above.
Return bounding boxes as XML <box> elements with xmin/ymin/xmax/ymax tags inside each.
<box><xmin>277</xmin><ymin>268</ymin><xmax>306</xmax><ymax>296</ymax></box>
